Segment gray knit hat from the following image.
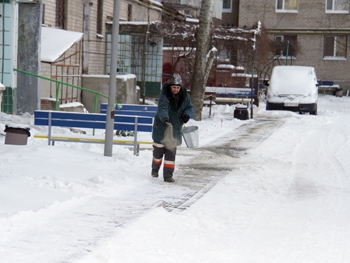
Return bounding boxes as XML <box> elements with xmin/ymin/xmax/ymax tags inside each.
<box><xmin>169</xmin><ymin>73</ymin><xmax>182</xmax><ymax>85</ymax></box>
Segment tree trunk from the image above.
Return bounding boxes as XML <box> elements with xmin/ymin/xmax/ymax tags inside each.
<box><xmin>191</xmin><ymin>0</ymin><xmax>214</xmax><ymax>121</ymax></box>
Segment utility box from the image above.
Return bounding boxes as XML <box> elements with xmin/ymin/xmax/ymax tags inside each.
<box><xmin>4</xmin><ymin>124</ymin><xmax>31</xmax><ymax>145</ymax></box>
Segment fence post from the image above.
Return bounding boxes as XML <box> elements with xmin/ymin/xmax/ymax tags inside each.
<box><xmin>55</xmin><ymin>83</ymin><xmax>61</xmax><ymax>110</ymax></box>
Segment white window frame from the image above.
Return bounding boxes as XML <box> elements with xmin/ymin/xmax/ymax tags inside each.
<box><xmin>276</xmin><ymin>0</ymin><xmax>299</xmax><ymax>13</ymax></box>
<box><xmin>325</xmin><ymin>0</ymin><xmax>349</xmax><ymax>13</ymax></box>
<box><xmin>222</xmin><ymin>0</ymin><xmax>232</xmax><ymax>13</ymax></box>
<box><xmin>323</xmin><ymin>35</ymin><xmax>347</xmax><ymax>60</ymax></box>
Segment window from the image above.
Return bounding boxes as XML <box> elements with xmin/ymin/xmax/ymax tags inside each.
<box><xmin>276</xmin><ymin>0</ymin><xmax>298</xmax><ymax>12</ymax></box>
<box><xmin>56</xmin><ymin>0</ymin><xmax>67</xmax><ymax>29</ymax></box>
<box><xmin>42</xmin><ymin>4</ymin><xmax>45</xmax><ymax>25</ymax></box>
<box><xmin>127</xmin><ymin>4</ymin><xmax>132</xmax><ymax>21</ymax></box>
<box><xmin>223</xmin><ymin>0</ymin><xmax>232</xmax><ymax>12</ymax></box>
<box><xmin>326</xmin><ymin>0</ymin><xmax>349</xmax><ymax>13</ymax></box>
<box><xmin>97</xmin><ymin>0</ymin><xmax>103</xmax><ymax>35</ymax></box>
<box><xmin>324</xmin><ymin>35</ymin><xmax>347</xmax><ymax>59</ymax></box>
<box><xmin>272</xmin><ymin>35</ymin><xmax>298</xmax><ymax>57</ymax></box>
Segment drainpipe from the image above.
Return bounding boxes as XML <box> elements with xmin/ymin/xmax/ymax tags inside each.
<box><xmin>82</xmin><ymin>0</ymin><xmax>91</xmax><ymax>74</ymax></box>
<box><xmin>1</xmin><ymin>1</ymin><xmax>4</xmax><ymax>84</ymax></box>
<box><xmin>0</xmin><ymin>83</ymin><xmax>5</xmax><ymax>124</ymax></box>
<box><xmin>141</xmin><ymin>22</ymin><xmax>150</xmax><ymax>104</ymax></box>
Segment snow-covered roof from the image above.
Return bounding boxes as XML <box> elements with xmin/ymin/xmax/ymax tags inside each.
<box><xmin>217</xmin><ymin>64</ymin><xmax>235</xmax><ymax>69</ymax></box>
<box><xmin>186</xmin><ymin>17</ymin><xmax>199</xmax><ymax>23</ymax></box>
<box><xmin>82</xmin><ymin>74</ymin><xmax>137</xmax><ymax>80</ymax></box>
<box><xmin>117</xmin><ymin>21</ymin><xmax>149</xmax><ymax>25</ymax></box>
<box><xmin>41</xmin><ymin>27</ymin><xmax>84</xmax><ymax>63</ymax></box>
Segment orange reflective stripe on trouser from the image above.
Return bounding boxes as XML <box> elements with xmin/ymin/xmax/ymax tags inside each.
<box><xmin>152</xmin><ymin>157</ymin><xmax>162</xmax><ymax>165</ymax></box>
<box><xmin>164</xmin><ymin>160</ymin><xmax>175</xmax><ymax>169</ymax></box>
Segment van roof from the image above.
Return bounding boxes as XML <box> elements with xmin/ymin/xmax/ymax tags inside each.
<box><xmin>270</xmin><ymin>66</ymin><xmax>317</xmax><ymax>95</ymax></box>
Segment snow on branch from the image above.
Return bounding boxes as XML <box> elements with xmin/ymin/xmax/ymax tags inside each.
<box><xmin>150</xmin><ymin>19</ymin><xmax>261</xmax><ymax>47</ymax></box>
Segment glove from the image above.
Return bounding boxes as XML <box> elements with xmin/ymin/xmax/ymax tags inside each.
<box><xmin>182</xmin><ymin>115</ymin><xmax>190</xmax><ymax>123</ymax></box>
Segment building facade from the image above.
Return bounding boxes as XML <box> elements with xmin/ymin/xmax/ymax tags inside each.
<box><xmin>238</xmin><ymin>0</ymin><xmax>350</xmax><ymax>91</ymax></box>
<box><xmin>214</xmin><ymin>0</ymin><xmax>239</xmax><ymax>27</ymax></box>
<box><xmin>0</xmin><ymin>0</ymin><xmax>223</xmax><ymax>114</ymax></box>
<box><xmin>0</xmin><ymin>1</ymin><xmax>17</xmax><ymax>114</ymax></box>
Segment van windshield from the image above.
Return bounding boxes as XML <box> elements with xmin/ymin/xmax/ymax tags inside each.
<box><xmin>270</xmin><ymin>67</ymin><xmax>317</xmax><ymax>95</ymax></box>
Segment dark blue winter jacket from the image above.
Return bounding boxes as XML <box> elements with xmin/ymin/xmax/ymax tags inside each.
<box><xmin>152</xmin><ymin>83</ymin><xmax>193</xmax><ymax>145</ymax></box>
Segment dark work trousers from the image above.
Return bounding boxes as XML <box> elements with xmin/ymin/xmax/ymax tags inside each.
<box><xmin>152</xmin><ymin>142</ymin><xmax>177</xmax><ymax>179</ymax></box>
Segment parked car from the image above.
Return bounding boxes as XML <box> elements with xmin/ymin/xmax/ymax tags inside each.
<box><xmin>265</xmin><ymin>65</ymin><xmax>319</xmax><ymax>115</ymax></box>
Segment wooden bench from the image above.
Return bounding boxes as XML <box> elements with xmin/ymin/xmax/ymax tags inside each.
<box><xmin>215</xmin><ymin>97</ymin><xmax>254</xmax><ymax>105</ymax></box>
<box><xmin>100</xmin><ymin>103</ymin><xmax>158</xmax><ymax>117</ymax></box>
<box><xmin>318</xmin><ymin>85</ymin><xmax>341</xmax><ymax>96</ymax></box>
<box><xmin>34</xmin><ymin>110</ymin><xmax>154</xmax><ymax>156</ymax></box>
<box><xmin>189</xmin><ymin>91</ymin><xmax>255</xmax><ymax>117</ymax></box>
<box><xmin>101</xmin><ymin>103</ymin><xmax>194</xmax><ymax>119</ymax></box>
<box><xmin>203</xmin><ymin>92</ymin><xmax>217</xmax><ymax>117</ymax></box>
<box><xmin>187</xmin><ymin>91</ymin><xmax>217</xmax><ymax>117</ymax></box>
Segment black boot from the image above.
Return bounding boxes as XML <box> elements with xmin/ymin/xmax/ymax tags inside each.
<box><xmin>151</xmin><ymin>170</ymin><xmax>159</xmax><ymax>178</ymax></box>
<box><xmin>164</xmin><ymin>177</ymin><xmax>175</xmax><ymax>183</ymax></box>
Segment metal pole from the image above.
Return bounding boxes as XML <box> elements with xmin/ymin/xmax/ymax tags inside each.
<box><xmin>0</xmin><ymin>83</ymin><xmax>5</xmax><ymax>127</ymax></box>
<box><xmin>82</xmin><ymin>1</ymin><xmax>90</xmax><ymax>74</ymax></box>
<box><xmin>285</xmin><ymin>41</ymin><xmax>290</xmax><ymax>65</ymax></box>
<box><xmin>104</xmin><ymin>0</ymin><xmax>121</xmax><ymax>157</ymax></box>
<box><xmin>250</xmin><ymin>64</ymin><xmax>254</xmax><ymax>119</ymax></box>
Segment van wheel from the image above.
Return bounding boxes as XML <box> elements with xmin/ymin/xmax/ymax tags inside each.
<box><xmin>310</xmin><ymin>105</ymin><xmax>317</xmax><ymax>115</ymax></box>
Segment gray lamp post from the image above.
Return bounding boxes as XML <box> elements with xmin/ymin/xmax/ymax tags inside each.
<box><xmin>104</xmin><ymin>0</ymin><xmax>121</xmax><ymax>157</ymax></box>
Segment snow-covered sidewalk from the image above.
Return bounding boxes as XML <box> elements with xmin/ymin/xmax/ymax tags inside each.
<box><xmin>1</xmin><ymin>96</ymin><xmax>350</xmax><ymax>263</ymax></box>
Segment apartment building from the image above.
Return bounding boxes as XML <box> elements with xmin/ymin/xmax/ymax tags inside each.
<box><xmin>237</xmin><ymin>0</ymin><xmax>350</xmax><ymax>91</ymax></box>
<box><xmin>1</xmin><ymin>0</ymin><xmax>225</xmax><ymax>114</ymax></box>
<box><xmin>1</xmin><ymin>0</ymin><xmax>204</xmax><ymax>113</ymax></box>
<box><xmin>215</xmin><ymin>0</ymin><xmax>239</xmax><ymax>27</ymax></box>
<box><xmin>41</xmin><ymin>0</ymin><xmax>165</xmax><ymax>101</ymax></box>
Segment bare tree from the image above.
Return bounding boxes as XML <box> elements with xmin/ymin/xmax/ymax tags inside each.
<box><xmin>150</xmin><ymin>20</ymin><xmax>266</xmax><ymax>120</ymax></box>
<box><xmin>190</xmin><ymin>0</ymin><xmax>215</xmax><ymax>121</ymax></box>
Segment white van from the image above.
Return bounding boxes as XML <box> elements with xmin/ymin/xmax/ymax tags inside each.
<box><xmin>266</xmin><ymin>65</ymin><xmax>319</xmax><ymax>115</ymax></box>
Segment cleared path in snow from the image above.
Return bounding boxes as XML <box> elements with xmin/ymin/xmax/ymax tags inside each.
<box><xmin>172</xmin><ymin>118</ymin><xmax>284</xmax><ymax>212</ymax></box>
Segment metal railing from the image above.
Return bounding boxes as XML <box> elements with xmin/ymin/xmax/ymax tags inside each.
<box><xmin>14</xmin><ymin>68</ymin><xmax>119</xmax><ymax>112</ymax></box>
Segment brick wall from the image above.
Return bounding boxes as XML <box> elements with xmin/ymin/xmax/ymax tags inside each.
<box><xmin>239</xmin><ymin>0</ymin><xmax>350</xmax><ymax>91</ymax></box>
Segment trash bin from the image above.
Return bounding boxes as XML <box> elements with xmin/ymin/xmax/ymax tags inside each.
<box><xmin>234</xmin><ymin>105</ymin><xmax>249</xmax><ymax>120</ymax></box>
<box><xmin>4</xmin><ymin>125</ymin><xmax>31</xmax><ymax>145</ymax></box>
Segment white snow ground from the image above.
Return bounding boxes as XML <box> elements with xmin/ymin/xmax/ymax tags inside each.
<box><xmin>1</xmin><ymin>95</ymin><xmax>350</xmax><ymax>263</ymax></box>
